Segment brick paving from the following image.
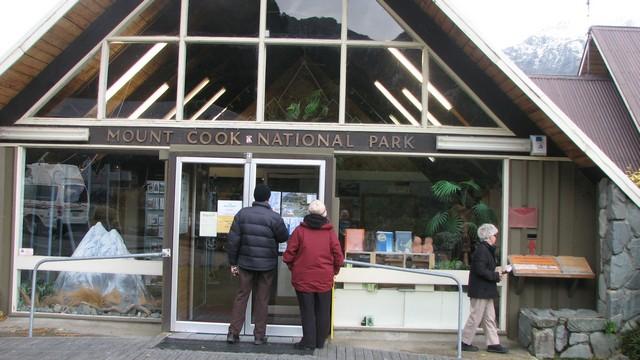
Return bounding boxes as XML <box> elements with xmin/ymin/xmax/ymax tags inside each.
<box><xmin>0</xmin><ymin>335</ymin><xmax>456</xmax><ymax>360</ymax></box>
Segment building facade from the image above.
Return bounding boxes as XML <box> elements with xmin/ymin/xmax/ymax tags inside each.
<box><xmin>1</xmin><ymin>0</ymin><xmax>638</xmax><ymax>338</ymax></box>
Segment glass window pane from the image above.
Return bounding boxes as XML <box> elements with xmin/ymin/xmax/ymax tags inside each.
<box><xmin>429</xmin><ymin>58</ymin><xmax>499</xmax><ymax>127</ymax></box>
<box><xmin>346</xmin><ymin>47</ymin><xmax>421</xmax><ymax>125</ymax></box>
<box><xmin>347</xmin><ymin>0</ymin><xmax>411</xmax><ymax>41</ymax></box>
<box><xmin>267</xmin><ymin>0</ymin><xmax>342</xmax><ymax>39</ymax></box>
<box><xmin>184</xmin><ymin>45</ymin><xmax>258</xmax><ymax>121</ymax></box>
<box><xmin>17</xmin><ymin>270</ymin><xmax>162</xmax><ymax>319</ymax></box>
<box><xmin>106</xmin><ymin>43</ymin><xmax>178</xmax><ymax>119</ymax></box>
<box><xmin>188</xmin><ymin>0</ymin><xmax>260</xmax><ymax>37</ymax></box>
<box><xmin>265</xmin><ymin>45</ymin><xmax>340</xmax><ymax>122</ymax></box>
<box><xmin>35</xmin><ymin>53</ymin><xmax>100</xmax><ymax>118</ymax></box>
<box><xmin>336</xmin><ymin>155</ymin><xmax>502</xmax><ymax>268</ymax></box>
<box><xmin>21</xmin><ymin>149</ymin><xmax>165</xmax><ymax>257</ymax></box>
<box><xmin>116</xmin><ymin>0</ymin><xmax>180</xmax><ymax>36</ymax></box>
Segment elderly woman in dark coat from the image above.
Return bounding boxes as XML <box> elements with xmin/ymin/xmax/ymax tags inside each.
<box><xmin>283</xmin><ymin>200</ymin><xmax>344</xmax><ymax>350</ymax></box>
<box><xmin>461</xmin><ymin>223</ymin><xmax>509</xmax><ymax>354</ymax></box>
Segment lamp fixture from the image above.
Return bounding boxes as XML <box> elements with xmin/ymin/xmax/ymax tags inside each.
<box><xmin>388</xmin><ymin>48</ymin><xmax>453</xmax><ymax>111</ymax></box>
<box><xmin>374</xmin><ymin>81</ymin><xmax>420</xmax><ymax>126</ymax></box>
<box><xmin>436</xmin><ymin>135</ymin><xmax>532</xmax><ymax>153</ymax></box>
<box><xmin>164</xmin><ymin>77</ymin><xmax>210</xmax><ymax>119</ymax></box>
<box><xmin>128</xmin><ymin>83</ymin><xmax>170</xmax><ymax>119</ymax></box>
<box><xmin>190</xmin><ymin>87</ymin><xmax>226</xmax><ymax>120</ymax></box>
<box><xmin>106</xmin><ymin>43</ymin><xmax>167</xmax><ymax>101</ymax></box>
<box><xmin>0</xmin><ymin>127</ymin><xmax>89</xmax><ymax>142</ymax></box>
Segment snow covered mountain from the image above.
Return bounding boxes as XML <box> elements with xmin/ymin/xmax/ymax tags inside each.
<box><xmin>503</xmin><ymin>35</ymin><xmax>585</xmax><ymax>76</ymax></box>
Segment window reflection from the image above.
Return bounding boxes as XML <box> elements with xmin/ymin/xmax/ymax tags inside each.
<box><xmin>346</xmin><ymin>47</ymin><xmax>421</xmax><ymax>125</ymax></box>
<box><xmin>347</xmin><ymin>0</ymin><xmax>410</xmax><ymax>41</ymax></box>
<box><xmin>267</xmin><ymin>0</ymin><xmax>342</xmax><ymax>39</ymax></box>
<box><xmin>106</xmin><ymin>43</ymin><xmax>178</xmax><ymax>119</ymax></box>
<box><xmin>188</xmin><ymin>0</ymin><xmax>260</xmax><ymax>37</ymax></box>
<box><xmin>429</xmin><ymin>58</ymin><xmax>497</xmax><ymax>127</ymax></box>
<box><xmin>36</xmin><ymin>53</ymin><xmax>100</xmax><ymax>118</ymax></box>
<box><xmin>21</xmin><ymin>149</ymin><xmax>165</xmax><ymax>257</ymax></box>
<box><xmin>184</xmin><ymin>45</ymin><xmax>258</xmax><ymax>121</ymax></box>
<box><xmin>265</xmin><ymin>46</ymin><xmax>339</xmax><ymax>122</ymax></box>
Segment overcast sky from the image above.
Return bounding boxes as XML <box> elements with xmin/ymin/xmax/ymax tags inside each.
<box><xmin>1</xmin><ymin>0</ymin><xmax>640</xmax><ymax>59</ymax></box>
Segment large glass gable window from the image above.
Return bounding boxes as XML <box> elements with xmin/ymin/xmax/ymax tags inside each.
<box><xmin>30</xmin><ymin>0</ymin><xmax>505</xmax><ymax>131</ymax></box>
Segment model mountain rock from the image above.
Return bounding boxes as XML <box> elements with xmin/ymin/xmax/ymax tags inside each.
<box><xmin>55</xmin><ymin>222</ymin><xmax>150</xmax><ymax>306</ymax></box>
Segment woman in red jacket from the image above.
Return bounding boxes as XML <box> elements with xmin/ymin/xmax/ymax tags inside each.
<box><xmin>283</xmin><ymin>200</ymin><xmax>344</xmax><ymax>350</ymax></box>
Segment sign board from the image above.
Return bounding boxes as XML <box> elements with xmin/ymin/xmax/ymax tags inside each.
<box><xmin>508</xmin><ymin>255</ymin><xmax>594</xmax><ymax>279</ymax></box>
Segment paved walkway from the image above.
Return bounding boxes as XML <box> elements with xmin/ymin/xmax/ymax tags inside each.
<box><xmin>0</xmin><ymin>335</ymin><xmax>456</xmax><ymax>360</ymax></box>
<box><xmin>0</xmin><ymin>317</ymin><xmax>534</xmax><ymax>360</ymax></box>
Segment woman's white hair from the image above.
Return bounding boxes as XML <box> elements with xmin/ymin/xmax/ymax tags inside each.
<box><xmin>477</xmin><ymin>223</ymin><xmax>498</xmax><ymax>242</ymax></box>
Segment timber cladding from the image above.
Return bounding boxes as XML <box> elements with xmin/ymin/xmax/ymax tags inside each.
<box><xmin>507</xmin><ymin>160</ymin><xmax>597</xmax><ymax>338</ymax></box>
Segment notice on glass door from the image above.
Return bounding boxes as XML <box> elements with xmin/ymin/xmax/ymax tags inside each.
<box><xmin>199</xmin><ymin>211</ymin><xmax>217</xmax><ymax>237</ymax></box>
<box><xmin>217</xmin><ymin>200</ymin><xmax>242</xmax><ymax>233</ymax></box>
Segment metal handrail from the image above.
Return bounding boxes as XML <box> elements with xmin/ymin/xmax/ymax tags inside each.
<box><xmin>342</xmin><ymin>259</ymin><xmax>464</xmax><ymax>359</ymax></box>
<box><xmin>28</xmin><ymin>249</ymin><xmax>171</xmax><ymax>337</ymax></box>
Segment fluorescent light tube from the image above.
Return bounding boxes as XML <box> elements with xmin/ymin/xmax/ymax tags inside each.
<box><xmin>0</xmin><ymin>127</ymin><xmax>89</xmax><ymax>141</ymax></box>
<box><xmin>388</xmin><ymin>48</ymin><xmax>453</xmax><ymax>111</ymax></box>
<box><xmin>402</xmin><ymin>88</ymin><xmax>442</xmax><ymax>126</ymax></box>
<box><xmin>164</xmin><ymin>77</ymin><xmax>210</xmax><ymax>119</ymax></box>
<box><xmin>190</xmin><ymin>87</ymin><xmax>226</xmax><ymax>120</ymax></box>
<box><xmin>106</xmin><ymin>43</ymin><xmax>167</xmax><ymax>101</ymax></box>
<box><xmin>436</xmin><ymin>136</ymin><xmax>532</xmax><ymax>152</ymax></box>
<box><xmin>388</xmin><ymin>114</ymin><xmax>401</xmax><ymax>125</ymax></box>
<box><xmin>128</xmin><ymin>83</ymin><xmax>170</xmax><ymax>119</ymax></box>
<box><xmin>374</xmin><ymin>81</ymin><xmax>420</xmax><ymax>126</ymax></box>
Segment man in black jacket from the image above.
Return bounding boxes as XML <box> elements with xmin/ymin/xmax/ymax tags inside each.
<box><xmin>460</xmin><ymin>223</ymin><xmax>510</xmax><ymax>354</ymax></box>
<box><xmin>226</xmin><ymin>183</ymin><xmax>289</xmax><ymax>345</ymax></box>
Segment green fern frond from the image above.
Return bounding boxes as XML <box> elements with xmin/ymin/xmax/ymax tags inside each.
<box><xmin>444</xmin><ymin>215</ymin><xmax>463</xmax><ymax>234</ymax></box>
<box><xmin>472</xmin><ymin>202</ymin><xmax>496</xmax><ymax>224</ymax></box>
<box><xmin>431</xmin><ymin>180</ymin><xmax>461</xmax><ymax>202</ymax></box>
<box><xmin>425</xmin><ymin>211</ymin><xmax>448</xmax><ymax>236</ymax></box>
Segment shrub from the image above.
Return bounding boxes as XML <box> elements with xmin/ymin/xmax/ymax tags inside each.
<box><xmin>621</xmin><ymin>325</ymin><xmax>640</xmax><ymax>360</ymax></box>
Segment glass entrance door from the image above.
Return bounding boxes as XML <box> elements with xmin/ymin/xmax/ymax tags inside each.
<box><xmin>172</xmin><ymin>157</ymin><xmax>249</xmax><ymax>333</ymax></box>
<box><xmin>171</xmin><ymin>156</ymin><xmax>326</xmax><ymax>337</ymax></box>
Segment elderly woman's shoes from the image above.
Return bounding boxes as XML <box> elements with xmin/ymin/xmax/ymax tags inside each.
<box><xmin>487</xmin><ymin>344</ymin><xmax>509</xmax><ymax>353</ymax></box>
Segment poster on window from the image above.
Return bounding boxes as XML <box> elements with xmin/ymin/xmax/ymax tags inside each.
<box><xmin>269</xmin><ymin>191</ymin><xmax>282</xmax><ymax>214</ymax></box>
<box><xmin>217</xmin><ymin>200</ymin><xmax>242</xmax><ymax>233</ymax></box>
<box><xmin>199</xmin><ymin>211</ymin><xmax>217</xmax><ymax>237</ymax></box>
<box><xmin>281</xmin><ymin>192</ymin><xmax>317</xmax><ymax>236</ymax></box>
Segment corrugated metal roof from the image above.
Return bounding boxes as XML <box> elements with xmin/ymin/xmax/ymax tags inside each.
<box><xmin>590</xmin><ymin>26</ymin><xmax>640</xmax><ymax>132</ymax></box>
<box><xmin>532</xmin><ymin>75</ymin><xmax>640</xmax><ymax>171</ymax></box>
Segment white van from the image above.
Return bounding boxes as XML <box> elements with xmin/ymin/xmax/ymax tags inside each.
<box><xmin>23</xmin><ymin>163</ymin><xmax>89</xmax><ymax>232</ymax></box>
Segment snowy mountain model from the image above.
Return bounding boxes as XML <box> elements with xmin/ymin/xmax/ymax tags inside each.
<box><xmin>55</xmin><ymin>222</ymin><xmax>150</xmax><ymax>306</ymax></box>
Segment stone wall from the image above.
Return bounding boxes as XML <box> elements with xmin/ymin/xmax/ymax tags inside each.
<box><xmin>519</xmin><ymin>308</ymin><xmax>618</xmax><ymax>359</ymax></box>
<box><xmin>598</xmin><ymin>178</ymin><xmax>640</xmax><ymax>332</ymax></box>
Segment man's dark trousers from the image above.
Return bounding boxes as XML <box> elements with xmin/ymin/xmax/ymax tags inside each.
<box><xmin>228</xmin><ymin>268</ymin><xmax>275</xmax><ymax>340</ymax></box>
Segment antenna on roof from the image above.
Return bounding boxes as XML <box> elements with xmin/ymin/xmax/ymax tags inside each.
<box><xmin>586</xmin><ymin>0</ymin><xmax>591</xmax><ymax>17</ymax></box>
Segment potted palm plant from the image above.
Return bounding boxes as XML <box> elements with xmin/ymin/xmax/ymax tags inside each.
<box><xmin>425</xmin><ymin>179</ymin><xmax>497</xmax><ymax>266</ymax></box>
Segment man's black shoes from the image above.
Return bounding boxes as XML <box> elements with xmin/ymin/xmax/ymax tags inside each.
<box><xmin>461</xmin><ymin>342</ymin><xmax>479</xmax><ymax>352</ymax></box>
<box><xmin>294</xmin><ymin>341</ymin><xmax>315</xmax><ymax>350</ymax></box>
<box><xmin>487</xmin><ymin>344</ymin><xmax>509</xmax><ymax>353</ymax></box>
<box><xmin>254</xmin><ymin>336</ymin><xmax>267</xmax><ymax>345</ymax></box>
<box><xmin>226</xmin><ymin>333</ymin><xmax>239</xmax><ymax>344</ymax></box>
